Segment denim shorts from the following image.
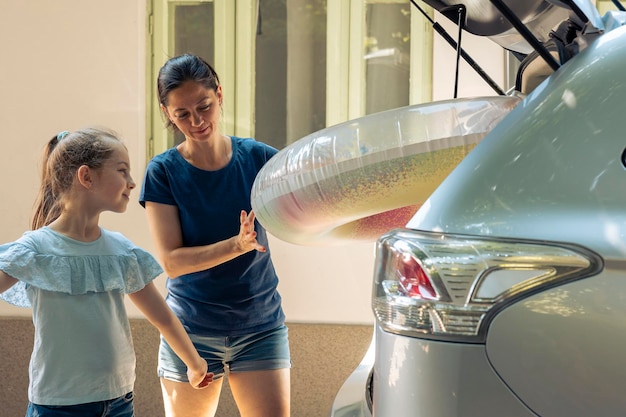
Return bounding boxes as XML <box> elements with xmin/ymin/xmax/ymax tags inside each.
<box><xmin>158</xmin><ymin>324</ymin><xmax>291</xmax><ymax>382</ymax></box>
<box><xmin>25</xmin><ymin>392</ymin><xmax>134</xmax><ymax>417</ymax></box>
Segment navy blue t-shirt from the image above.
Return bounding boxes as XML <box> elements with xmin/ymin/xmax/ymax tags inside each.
<box><xmin>139</xmin><ymin>136</ymin><xmax>285</xmax><ymax>336</ymax></box>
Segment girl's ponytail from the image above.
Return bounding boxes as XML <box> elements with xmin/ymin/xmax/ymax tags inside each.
<box><xmin>31</xmin><ymin>134</ymin><xmax>64</xmax><ymax>230</ymax></box>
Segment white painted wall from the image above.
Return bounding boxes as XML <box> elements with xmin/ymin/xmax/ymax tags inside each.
<box><xmin>0</xmin><ymin>1</ymin><xmax>503</xmax><ymax>324</ymax></box>
<box><xmin>433</xmin><ymin>15</ymin><xmax>507</xmax><ymax>100</ymax></box>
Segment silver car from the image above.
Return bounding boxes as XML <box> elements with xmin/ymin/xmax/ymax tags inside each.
<box><xmin>331</xmin><ymin>1</ymin><xmax>626</xmax><ymax>416</ymax></box>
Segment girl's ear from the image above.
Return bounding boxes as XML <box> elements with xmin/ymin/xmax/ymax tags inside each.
<box><xmin>76</xmin><ymin>165</ymin><xmax>93</xmax><ymax>190</ymax></box>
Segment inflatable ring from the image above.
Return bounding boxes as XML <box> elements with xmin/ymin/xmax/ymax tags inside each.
<box><xmin>251</xmin><ymin>96</ymin><xmax>521</xmax><ymax>246</ymax></box>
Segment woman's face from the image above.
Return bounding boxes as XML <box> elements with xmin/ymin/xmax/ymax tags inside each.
<box><xmin>162</xmin><ymin>81</ymin><xmax>222</xmax><ymax>143</ymax></box>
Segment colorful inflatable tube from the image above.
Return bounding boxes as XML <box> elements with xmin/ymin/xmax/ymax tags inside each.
<box><xmin>251</xmin><ymin>96</ymin><xmax>521</xmax><ymax>246</ymax></box>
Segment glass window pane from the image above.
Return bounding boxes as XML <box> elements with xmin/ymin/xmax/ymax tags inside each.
<box><xmin>255</xmin><ymin>0</ymin><xmax>287</xmax><ymax>149</ymax></box>
<box><xmin>171</xmin><ymin>2</ymin><xmax>215</xmax><ymax>146</ymax></box>
<box><xmin>173</xmin><ymin>3</ymin><xmax>214</xmax><ymax>58</ymax></box>
<box><xmin>255</xmin><ymin>0</ymin><xmax>327</xmax><ymax>149</ymax></box>
<box><xmin>365</xmin><ymin>2</ymin><xmax>411</xmax><ymax>115</ymax></box>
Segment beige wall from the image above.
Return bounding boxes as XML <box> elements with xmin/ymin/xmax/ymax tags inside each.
<box><xmin>0</xmin><ymin>0</ymin><xmax>384</xmax><ymax>324</ymax></box>
<box><xmin>433</xmin><ymin>15</ymin><xmax>508</xmax><ymax>100</ymax></box>
<box><xmin>0</xmin><ymin>0</ymin><xmax>502</xmax><ymax>323</ymax></box>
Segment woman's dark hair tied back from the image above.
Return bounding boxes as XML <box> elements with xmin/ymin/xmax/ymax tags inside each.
<box><xmin>157</xmin><ymin>54</ymin><xmax>220</xmax><ymax>109</ymax></box>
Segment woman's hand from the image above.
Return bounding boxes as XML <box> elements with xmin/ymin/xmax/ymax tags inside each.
<box><xmin>234</xmin><ymin>210</ymin><xmax>266</xmax><ymax>253</ymax></box>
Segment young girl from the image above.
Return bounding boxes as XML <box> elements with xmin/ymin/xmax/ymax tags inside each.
<box><xmin>0</xmin><ymin>127</ymin><xmax>213</xmax><ymax>417</ymax></box>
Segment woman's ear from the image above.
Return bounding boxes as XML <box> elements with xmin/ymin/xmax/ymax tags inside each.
<box><xmin>161</xmin><ymin>104</ymin><xmax>172</xmax><ymax>122</ymax></box>
<box><xmin>76</xmin><ymin>165</ymin><xmax>93</xmax><ymax>190</ymax></box>
<box><xmin>216</xmin><ymin>85</ymin><xmax>223</xmax><ymax>106</ymax></box>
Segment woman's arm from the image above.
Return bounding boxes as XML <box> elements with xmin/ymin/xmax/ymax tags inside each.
<box><xmin>144</xmin><ymin>202</ymin><xmax>265</xmax><ymax>278</ymax></box>
<box><xmin>0</xmin><ymin>271</ymin><xmax>18</xmax><ymax>294</ymax></box>
<box><xmin>128</xmin><ymin>282</ymin><xmax>213</xmax><ymax>388</ymax></box>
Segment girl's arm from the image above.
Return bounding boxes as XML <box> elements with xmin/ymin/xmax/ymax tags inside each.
<box><xmin>0</xmin><ymin>271</ymin><xmax>18</xmax><ymax>294</ymax></box>
<box><xmin>128</xmin><ymin>282</ymin><xmax>213</xmax><ymax>388</ymax></box>
<box><xmin>144</xmin><ymin>202</ymin><xmax>265</xmax><ymax>279</ymax></box>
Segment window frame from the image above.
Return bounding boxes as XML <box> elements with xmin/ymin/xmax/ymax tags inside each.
<box><xmin>326</xmin><ymin>0</ymin><xmax>434</xmax><ymax>127</ymax></box>
<box><xmin>147</xmin><ymin>0</ymin><xmax>256</xmax><ymax>158</ymax></box>
<box><xmin>147</xmin><ymin>0</ymin><xmax>434</xmax><ymax>158</ymax></box>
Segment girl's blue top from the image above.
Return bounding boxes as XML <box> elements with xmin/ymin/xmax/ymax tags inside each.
<box><xmin>139</xmin><ymin>136</ymin><xmax>285</xmax><ymax>337</ymax></box>
<box><xmin>0</xmin><ymin>226</ymin><xmax>163</xmax><ymax>405</ymax></box>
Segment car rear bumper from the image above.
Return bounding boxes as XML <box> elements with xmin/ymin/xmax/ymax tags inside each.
<box><xmin>372</xmin><ymin>326</ymin><xmax>536</xmax><ymax>417</ymax></box>
<box><xmin>328</xmin><ymin>333</ymin><xmax>375</xmax><ymax>417</ymax></box>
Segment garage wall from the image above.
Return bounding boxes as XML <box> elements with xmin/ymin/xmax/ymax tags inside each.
<box><xmin>0</xmin><ymin>0</ymin><xmax>502</xmax><ymax>324</ymax></box>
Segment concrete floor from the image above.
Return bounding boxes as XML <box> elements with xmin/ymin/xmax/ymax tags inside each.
<box><xmin>0</xmin><ymin>317</ymin><xmax>373</xmax><ymax>417</ymax></box>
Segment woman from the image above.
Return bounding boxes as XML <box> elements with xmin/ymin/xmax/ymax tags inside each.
<box><xmin>140</xmin><ymin>54</ymin><xmax>290</xmax><ymax>417</ymax></box>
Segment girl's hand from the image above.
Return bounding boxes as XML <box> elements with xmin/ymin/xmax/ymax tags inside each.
<box><xmin>187</xmin><ymin>363</ymin><xmax>214</xmax><ymax>389</ymax></box>
<box><xmin>234</xmin><ymin>210</ymin><xmax>266</xmax><ymax>253</ymax></box>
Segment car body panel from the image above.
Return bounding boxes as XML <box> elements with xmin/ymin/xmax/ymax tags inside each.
<box><xmin>376</xmin><ymin>18</ymin><xmax>626</xmax><ymax>417</ymax></box>
<box><xmin>487</xmin><ymin>267</ymin><xmax>626</xmax><ymax>416</ymax></box>
<box><xmin>372</xmin><ymin>327</ymin><xmax>535</xmax><ymax>417</ymax></box>
<box><xmin>328</xmin><ymin>336</ymin><xmax>375</xmax><ymax>417</ymax></box>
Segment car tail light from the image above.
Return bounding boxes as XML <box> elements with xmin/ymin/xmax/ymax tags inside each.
<box><xmin>373</xmin><ymin>230</ymin><xmax>602</xmax><ymax>342</ymax></box>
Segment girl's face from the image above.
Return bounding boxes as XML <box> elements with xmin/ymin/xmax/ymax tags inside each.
<box><xmin>162</xmin><ymin>81</ymin><xmax>222</xmax><ymax>143</ymax></box>
<box><xmin>91</xmin><ymin>141</ymin><xmax>136</xmax><ymax>213</ymax></box>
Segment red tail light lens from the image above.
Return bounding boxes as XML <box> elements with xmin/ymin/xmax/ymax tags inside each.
<box><xmin>395</xmin><ymin>253</ymin><xmax>438</xmax><ymax>300</ymax></box>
